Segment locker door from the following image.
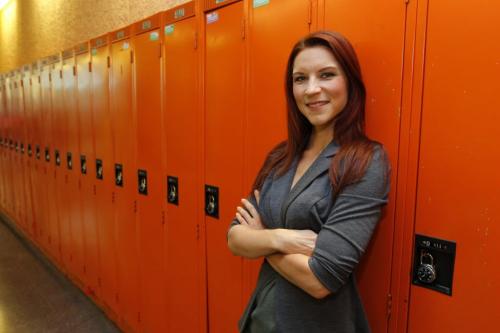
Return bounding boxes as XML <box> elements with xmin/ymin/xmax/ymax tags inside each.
<box><xmin>408</xmin><ymin>1</ymin><xmax>500</xmax><ymax>331</ymax></box>
<box><xmin>109</xmin><ymin>29</ymin><xmax>140</xmax><ymax>333</ymax></box>
<box><xmin>2</xmin><ymin>77</ymin><xmax>14</xmax><ymax>217</ymax></box>
<box><xmin>50</xmin><ymin>60</ymin><xmax>69</xmax><ymax>271</ymax></box>
<box><xmin>62</xmin><ymin>52</ymin><xmax>85</xmax><ymax>284</ymax></box>
<box><xmin>205</xmin><ymin>2</ymin><xmax>246</xmax><ymax>332</ymax></box>
<box><xmin>21</xmin><ymin>69</ymin><xmax>36</xmax><ymax>238</ymax></box>
<box><xmin>244</xmin><ymin>0</ymin><xmax>311</xmax><ymax>294</ymax></box>
<box><xmin>13</xmin><ymin>74</ymin><xmax>27</xmax><ymax>228</ymax></box>
<box><xmin>162</xmin><ymin>4</ymin><xmax>203</xmax><ymax>332</ymax></box>
<box><xmin>133</xmin><ymin>14</ymin><xmax>166</xmax><ymax>333</ymax></box>
<box><xmin>30</xmin><ymin>68</ymin><xmax>43</xmax><ymax>244</ymax></box>
<box><xmin>39</xmin><ymin>63</ymin><xmax>59</xmax><ymax>259</ymax></box>
<box><xmin>91</xmin><ymin>35</ymin><xmax>119</xmax><ymax>318</ymax></box>
<box><xmin>322</xmin><ymin>1</ymin><xmax>406</xmax><ymax>331</ymax></box>
<box><xmin>75</xmin><ymin>44</ymin><xmax>100</xmax><ymax>299</ymax></box>
<box><xmin>0</xmin><ymin>80</ymin><xmax>6</xmax><ymax>212</ymax></box>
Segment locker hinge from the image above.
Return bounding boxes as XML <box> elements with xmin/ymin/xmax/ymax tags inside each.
<box><xmin>308</xmin><ymin>0</ymin><xmax>312</xmax><ymax>25</ymax></box>
<box><xmin>196</xmin><ymin>224</ymin><xmax>200</xmax><ymax>240</ymax></box>
<box><xmin>73</xmin><ymin>66</ymin><xmax>76</xmax><ymax>76</ymax></box>
<box><xmin>78</xmin><ymin>178</ymin><xmax>82</xmax><ymax>189</ymax></box>
<box><xmin>111</xmin><ymin>191</ymin><xmax>115</xmax><ymax>203</ymax></box>
<box><xmin>386</xmin><ymin>293</ymin><xmax>393</xmax><ymax>318</ymax></box>
<box><xmin>115</xmin><ymin>293</ymin><xmax>119</xmax><ymax>303</ymax></box>
<box><xmin>130</xmin><ymin>51</ymin><xmax>134</xmax><ymax>64</ymax></box>
<box><xmin>89</xmin><ymin>61</ymin><xmax>92</xmax><ymax>72</ymax></box>
<box><xmin>161</xmin><ymin>211</ymin><xmax>165</xmax><ymax>225</ymax></box>
<box><xmin>194</xmin><ymin>31</ymin><xmax>198</xmax><ymax>49</ymax></box>
<box><xmin>107</xmin><ymin>56</ymin><xmax>111</xmax><ymax>68</ymax></box>
<box><xmin>241</xmin><ymin>18</ymin><xmax>246</xmax><ymax>39</ymax></box>
<box><xmin>133</xmin><ymin>200</ymin><xmax>137</xmax><ymax>213</ymax></box>
<box><xmin>93</xmin><ymin>184</ymin><xmax>97</xmax><ymax>195</ymax></box>
<box><xmin>137</xmin><ymin>312</ymin><xmax>141</xmax><ymax>323</ymax></box>
<box><xmin>59</xmin><ymin>70</ymin><xmax>62</xmax><ymax>79</ymax></box>
<box><xmin>159</xmin><ymin>43</ymin><xmax>162</xmax><ymax>58</ymax></box>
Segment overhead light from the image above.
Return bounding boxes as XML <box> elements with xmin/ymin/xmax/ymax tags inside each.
<box><xmin>0</xmin><ymin>0</ymin><xmax>10</xmax><ymax>11</ymax></box>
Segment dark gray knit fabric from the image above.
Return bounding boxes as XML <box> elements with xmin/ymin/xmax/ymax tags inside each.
<box><xmin>231</xmin><ymin>141</ymin><xmax>389</xmax><ymax>333</ymax></box>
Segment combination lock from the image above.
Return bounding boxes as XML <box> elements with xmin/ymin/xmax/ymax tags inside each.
<box><xmin>417</xmin><ymin>251</ymin><xmax>437</xmax><ymax>284</ymax></box>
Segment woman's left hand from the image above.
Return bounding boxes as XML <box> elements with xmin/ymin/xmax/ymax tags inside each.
<box><xmin>235</xmin><ymin>190</ymin><xmax>265</xmax><ymax>230</ymax></box>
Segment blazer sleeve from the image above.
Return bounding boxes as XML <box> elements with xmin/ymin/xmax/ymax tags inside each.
<box><xmin>308</xmin><ymin>148</ymin><xmax>390</xmax><ymax>293</ymax></box>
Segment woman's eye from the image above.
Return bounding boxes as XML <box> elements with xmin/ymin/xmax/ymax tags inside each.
<box><xmin>320</xmin><ymin>72</ymin><xmax>335</xmax><ymax>79</ymax></box>
<box><xmin>293</xmin><ymin>76</ymin><xmax>306</xmax><ymax>83</ymax></box>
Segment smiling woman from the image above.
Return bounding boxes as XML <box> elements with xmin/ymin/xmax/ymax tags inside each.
<box><xmin>227</xmin><ymin>31</ymin><xmax>390</xmax><ymax>333</ymax></box>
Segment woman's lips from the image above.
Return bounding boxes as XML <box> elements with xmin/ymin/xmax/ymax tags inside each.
<box><xmin>306</xmin><ymin>101</ymin><xmax>329</xmax><ymax>108</ymax></box>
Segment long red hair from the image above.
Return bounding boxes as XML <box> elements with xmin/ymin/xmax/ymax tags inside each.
<box><xmin>252</xmin><ymin>31</ymin><xmax>382</xmax><ymax>197</ymax></box>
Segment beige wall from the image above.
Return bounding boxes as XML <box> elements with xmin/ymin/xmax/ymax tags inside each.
<box><xmin>0</xmin><ymin>0</ymin><xmax>189</xmax><ymax>73</ymax></box>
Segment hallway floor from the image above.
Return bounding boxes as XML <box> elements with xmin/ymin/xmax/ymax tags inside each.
<box><xmin>0</xmin><ymin>216</ymin><xmax>121</xmax><ymax>333</ymax></box>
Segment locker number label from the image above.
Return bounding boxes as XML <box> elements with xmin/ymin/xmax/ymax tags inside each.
<box><xmin>174</xmin><ymin>8</ymin><xmax>185</xmax><ymax>19</ymax></box>
<box><xmin>149</xmin><ymin>31</ymin><xmax>159</xmax><ymax>41</ymax></box>
<box><xmin>206</xmin><ymin>12</ymin><xmax>219</xmax><ymax>24</ymax></box>
<box><xmin>165</xmin><ymin>24</ymin><xmax>175</xmax><ymax>35</ymax></box>
<box><xmin>253</xmin><ymin>0</ymin><xmax>270</xmax><ymax>8</ymax></box>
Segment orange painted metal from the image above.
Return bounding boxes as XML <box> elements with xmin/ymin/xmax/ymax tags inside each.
<box><xmin>109</xmin><ymin>26</ymin><xmax>140</xmax><ymax>333</ymax></box>
<box><xmin>243</xmin><ymin>0</ymin><xmax>312</xmax><ymax>300</ymax></box>
<box><xmin>90</xmin><ymin>34</ymin><xmax>119</xmax><ymax>319</ymax></box>
<box><xmin>61</xmin><ymin>48</ymin><xmax>86</xmax><ymax>286</ymax></box>
<box><xmin>75</xmin><ymin>42</ymin><xmax>101</xmax><ymax>299</ymax></box>
<box><xmin>204</xmin><ymin>2</ymin><xmax>246</xmax><ymax>332</ymax></box>
<box><xmin>132</xmin><ymin>13</ymin><xmax>167</xmax><ymax>333</ymax></box>
<box><xmin>319</xmin><ymin>1</ymin><xmax>407</xmax><ymax>331</ymax></box>
<box><xmin>162</xmin><ymin>4</ymin><xmax>202</xmax><ymax>332</ymax></box>
<box><xmin>405</xmin><ymin>1</ymin><xmax>500</xmax><ymax>331</ymax></box>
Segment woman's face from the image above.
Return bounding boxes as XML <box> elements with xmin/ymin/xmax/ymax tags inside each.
<box><xmin>292</xmin><ymin>46</ymin><xmax>348</xmax><ymax>132</ymax></box>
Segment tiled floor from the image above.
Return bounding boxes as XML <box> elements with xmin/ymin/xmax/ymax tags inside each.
<box><xmin>0</xmin><ymin>217</ymin><xmax>121</xmax><ymax>333</ymax></box>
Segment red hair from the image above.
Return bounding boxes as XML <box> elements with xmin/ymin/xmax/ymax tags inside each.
<box><xmin>252</xmin><ymin>31</ymin><xmax>383</xmax><ymax>197</ymax></box>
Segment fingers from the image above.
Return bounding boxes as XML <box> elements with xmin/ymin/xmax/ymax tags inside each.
<box><xmin>241</xmin><ymin>198</ymin><xmax>259</xmax><ymax>218</ymax></box>
<box><xmin>254</xmin><ymin>190</ymin><xmax>260</xmax><ymax>205</ymax></box>
<box><xmin>237</xmin><ymin>206</ymin><xmax>253</xmax><ymax>222</ymax></box>
<box><xmin>235</xmin><ymin>212</ymin><xmax>248</xmax><ymax>225</ymax></box>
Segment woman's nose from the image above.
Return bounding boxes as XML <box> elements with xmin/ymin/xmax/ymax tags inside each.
<box><xmin>305</xmin><ymin>78</ymin><xmax>321</xmax><ymax>95</ymax></box>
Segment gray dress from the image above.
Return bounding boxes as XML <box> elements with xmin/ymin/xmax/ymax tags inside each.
<box><xmin>232</xmin><ymin>141</ymin><xmax>390</xmax><ymax>333</ymax></box>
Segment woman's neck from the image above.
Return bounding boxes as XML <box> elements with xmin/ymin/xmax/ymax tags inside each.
<box><xmin>307</xmin><ymin>126</ymin><xmax>334</xmax><ymax>153</ymax></box>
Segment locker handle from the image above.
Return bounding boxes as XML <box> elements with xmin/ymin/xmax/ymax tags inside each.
<box><xmin>205</xmin><ymin>185</ymin><xmax>219</xmax><ymax>218</ymax></box>
<box><xmin>167</xmin><ymin>176</ymin><xmax>179</xmax><ymax>205</ymax></box>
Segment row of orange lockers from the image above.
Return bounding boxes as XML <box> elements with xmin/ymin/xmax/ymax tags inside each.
<box><xmin>0</xmin><ymin>0</ymin><xmax>407</xmax><ymax>332</ymax></box>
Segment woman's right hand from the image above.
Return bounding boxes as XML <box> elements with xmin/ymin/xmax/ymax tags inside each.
<box><xmin>274</xmin><ymin>229</ymin><xmax>318</xmax><ymax>257</ymax></box>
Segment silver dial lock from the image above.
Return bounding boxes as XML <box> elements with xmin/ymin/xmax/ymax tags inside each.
<box><xmin>417</xmin><ymin>251</ymin><xmax>437</xmax><ymax>284</ymax></box>
<box><xmin>206</xmin><ymin>195</ymin><xmax>216</xmax><ymax>215</ymax></box>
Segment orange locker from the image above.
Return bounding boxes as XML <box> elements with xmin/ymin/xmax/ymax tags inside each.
<box><xmin>0</xmin><ymin>76</ymin><xmax>5</xmax><ymax>211</ymax></box>
<box><xmin>61</xmin><ymin>49</ymin><xmax>86</xmax><ymax>284</ymax></box>
<box><xmin>132</xmin><ymin>14</ymin><xmax>167</xmax><ymax>333</ymax></box>
<box><xmin>11</xmin><ymin>72</ymin><xmax>25</xmax><ymax>227</ymax></box>
<box><xmin>162</xmin><ymin>2</ymin><xmax>204</xmax><ymax>333</ymax></box>
<box><xmin>90</xmin><ymin>34</ymin><xmax>119</xmax><ymax>318</ymax></box>
<box><xmin>39</xmin><ymin>59</ymin><xmax>60</xmax><ymax>260</ymax></box>
<box><xmin>49</xmin><ymin>56</ymin><xmax>71</xmax><ymax>272</ymax></box>
<box><xmin>401</xmin><ymin>1</ymin><xmax>500</xmax><ymax>331</ymax></box>
<box><xmin>243</xmin><ymin>0</ymin><xmax>312</xmax><ymax>296</ymax></box>
<box><xmin>20</xmin><ymin>66</ymin><xmax>36</xmax><ymax>238</ymax></box>
<box><xmin>5</xmin><ymin>74</ymin><xmax>16</xmax><ymax>219</ymax></box>
<box><xmin>75</xmin><ymin>41</ymin><xmax>101</xmax><ymax>299</ymax></box>
<box><xmin>204</xmin><ymin>1</ymin><xmax>246</xmax><ymax>332</ymax></box>
<box><xmin>319</xmin><ymin>1</ymin><xmax>406</xmax><ymax>331</ymax></box>
<box><xmin>109</xmin><ymin>26</ymin><xmax>140</xmax><ymax>333</ymax></box>
<box><xmin>29</xmin><ymin>62</ymin><xmax>44</xmax><ymax>244</ymax></box>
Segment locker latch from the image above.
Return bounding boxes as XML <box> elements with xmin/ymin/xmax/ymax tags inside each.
<box><xmin>55</xmin><ymin>150</ymin><xmax>61</xmax><ymax>166</ymax></box>
<box><xmin>15</xmin><ymin>142</ymin><xmax>19</xmax><ymax>152</ymax></box>
<box><xmin>45</xmin><ymin>147</ymin><xmax>50</xmax><ymax>162</ymax></box>
<box><xmin>27</xmin><ymin>144</ymin><xmax>32</xmax><ymax>157</ymax></box>
<box><xmin>36</xmin><ymin>145</ymin><xmax>40</xmax><ymax>159</ymax></box>
<box><xmin>138</xmin><ymin>170</ymin><xmax>148</xmax><ymax>195</ymax></box>
<box><xmin>96</xmin><ymin>159</ymin><xmax>103</xmax><ymax>180</ymax></box>
<box><xmin>80</xmin><ymin>155</ymin><xmax>87</xmax><ymax>174</ymax></box>
<box><xmin>167</xmin><ymin>176</ymin><xmax>179</xmax><ymax>205</ymax></box>
<box><xmin>115</xmin><ymin>163</ymin><xmax>123</xmax><ymax>187</ymax></box>
<box><xmin>67</xmin><ymin>152</ymin><xmax>73</xmax><ymax>170</ymax></box>
<box><xmin>20</xmin><ymin>143</ymin><xmax>24</xmax><ymax>154</ymax></box>
<box><xmin>205</xmin><ymin>185</ymin><xmax>219</xmax><ymax>218</ymax></box>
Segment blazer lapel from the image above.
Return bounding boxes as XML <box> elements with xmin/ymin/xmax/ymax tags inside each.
<box><xmin>280</xmin><ymin>140</ymin><xmax>340</xmax><ymax>225</ymax></box>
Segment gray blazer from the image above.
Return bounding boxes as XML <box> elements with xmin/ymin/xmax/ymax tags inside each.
<box><xmin>233</xmin><ymin>140</ymin><xmax>390</xmax><ymax>333</ymax></box>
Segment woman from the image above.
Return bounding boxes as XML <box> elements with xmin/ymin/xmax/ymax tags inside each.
<box><xmin>227</xmin><ymin>31</ymin><xmax>390</xmax><ymax>333</ymax></box>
